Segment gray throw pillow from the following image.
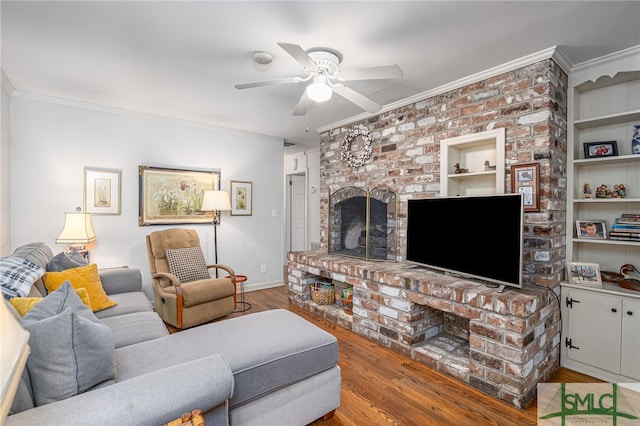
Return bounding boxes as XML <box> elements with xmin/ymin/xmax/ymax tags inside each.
<box><xmin>164</xmin><ymin>246</ymin><xmax>211</xmax><ymax>283</ymax></box>
<box><xmin>46</xmin><ymin>249</ymin><xmax>89</xmax><ymax>272</ymax></box>
<box><xmin>21</xmin><ymin>281</ymin><xmax>115</xmax><ymax>406</ymax></box>
<box><xmin>22</xmin><ymin>308</ymin><xmax>115</xmax><ymax>406</ymax></box>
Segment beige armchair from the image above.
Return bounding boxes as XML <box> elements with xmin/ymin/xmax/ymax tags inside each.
<box><xmin>146</xmin><ymin>228</ymin><xmax>236</xmax><ymax>329</ymax></box>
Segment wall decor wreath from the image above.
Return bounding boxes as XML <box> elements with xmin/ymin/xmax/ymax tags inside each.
<box><xmin>341</xmin><ymin>124</ymin><xmax>374</xmax><ymax>170</ymax></box>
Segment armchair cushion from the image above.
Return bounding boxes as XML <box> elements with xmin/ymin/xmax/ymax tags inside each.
<box><xmin>180</xmin><ymin>278</ymin><xmax>235</xmax><ymax>307</ymax></box>
<box><xmin>43</xmin><ymin>264</ymin><xmax>117</xmax><ymax>312</ymax></box>
<box><xmin>164</xmin><ymin>246</ymin><xmax>210</xmax><ymax>283</ymax></box>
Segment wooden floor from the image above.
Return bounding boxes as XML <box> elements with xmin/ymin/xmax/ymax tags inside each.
<box><xmin>223</xmin><ymin>285</ymin><xmax>599</xmax><ymax>426</ymax></box>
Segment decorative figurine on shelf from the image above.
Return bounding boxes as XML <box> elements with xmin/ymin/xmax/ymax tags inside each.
<box><xmin>583</xmin><ymin>183</ymin><xmax>591</xmax><ymax>198</ymax></box>
<box><xmin>454</xmin><ymin>163</ymin><xmax>469</xmax><ymax>174</ymax></box>
<box><xmin>616</xmin><ymin>183</ymin><xmax>627</xmax><ymax>198</ymax></box>
<box><xmin>484</xmin><ymin>160</ymin><xmax>496</xmax><ymax>171</ymax></box>
<box><xmin>596</xmin><ymin>184</ymin><xmax>611</xmax><ymax>198</ymax></box>
<box><xmin>632</xmin><ymin>124</ymin><xmax>640</xmax><ymax>155</ymax></box>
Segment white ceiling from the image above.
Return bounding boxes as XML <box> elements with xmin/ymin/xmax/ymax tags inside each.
<box><xmin>2</xmin><ymin>1</ymin><xmax>639</xmax><ymax>151</ymax></box>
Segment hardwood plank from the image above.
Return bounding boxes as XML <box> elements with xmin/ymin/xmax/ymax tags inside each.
<box><xmin>220</xmin><ymin>285</ymin><xmax>600</xmax><ymax>426</ymax></box>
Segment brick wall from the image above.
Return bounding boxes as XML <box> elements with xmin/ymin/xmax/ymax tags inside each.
<box><xmin>319</xmin><ymin>59</ymin><xmax>568</xmax><ymax>288</ymax></box>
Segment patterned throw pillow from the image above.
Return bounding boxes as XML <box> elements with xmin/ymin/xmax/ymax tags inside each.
<box><xmin>164</xmin><ymin>247</ymin><xmax>211</xmax><ymax>283</ymax></box>
<box><xmin>1</xmin><ymin>256</ymin><xmax>45</xmax><ymax>300</ymax></box>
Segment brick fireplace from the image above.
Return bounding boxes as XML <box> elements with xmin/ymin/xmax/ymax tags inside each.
<box><xmin>287</xmin><ymin>252</ymin><xmax>561</xmax><ymax>408</ymax></box>
<box><xmin>288</xmin><ymin>57</ymin><xmax>568</xmax><ymax>408</ymax></box>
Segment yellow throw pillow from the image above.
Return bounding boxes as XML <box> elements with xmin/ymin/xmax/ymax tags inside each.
<box><xmin>43</xmin><ymin>264</ymin><xmax>117</xmax><ymax>312</ymax></box>
<box><xmin>9</xmin><ymin>287</ymin><xmax>92</xmax><ymax>316</ymax></box>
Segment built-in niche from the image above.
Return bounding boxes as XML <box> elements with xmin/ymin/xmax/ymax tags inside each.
<box><xmin>328</xmin><ymin>185</ymin><xmax>398</xmax><ymax>261</ymax></box>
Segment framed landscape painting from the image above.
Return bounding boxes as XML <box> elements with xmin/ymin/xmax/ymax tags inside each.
<box><xmin>139</xmin><ymin>165</ymin><xmax>221</xmax><ymax>225</ymax></box>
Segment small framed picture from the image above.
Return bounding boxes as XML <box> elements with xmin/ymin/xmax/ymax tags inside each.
<box><xmin>566</xmin><ymin>262</ymin><xmax>602</xmax><ymax>286</ymax></box>
<box><xmin>510</xmin><ymin>162</ymin><xmax>540</xmax><ymax>212</ymax></box>
<box><xmin>583</xmin><ymin>141</ymin><xmax>618</xmax><ymax>159</ymax></box>
<box><xmin>84</xmin><ymin>167</ymin><xmax>121</xmax><ymax>215</ymax></box>
<box><xmin>230</xmin><ymin>180</ymin><xmax>252</xmax><ymax>216</ymax></box>
<box><xmin>576</xmin><ymin>219</ymin><xmax>607</xmax><ymax>239</ymax></box>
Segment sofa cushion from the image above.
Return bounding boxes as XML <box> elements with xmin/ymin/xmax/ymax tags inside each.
<box><xmin>10</xmin><ymin>242</ymin><xmax>55</xmax><ymax>296</ymax></box>
<box><xmin>21</xmin><ymin>282</ymin><xmax>115</xmax><ymax>406</ymax></box>
<box><xmin>100</xmin><ymin>312</ymin><xmax>168</xmax><ymax>348</ymax></box>
<box><xmin>114</xmin><ymin>309</ymin><xmax>338</xmax><ymax>408</ymax></box>
<box><xmin>10</xmin><ymin>288</ymin><xmax>92</xmax><ymax>316</ymax></box>
<box><xmin>46</xmin><ymin>249</ymin><xmax>88</xmax><ymax>272</ymax></box>
<box><xmin>43</xmin><ymin>264</ymin><xmax>117</xmax><ymax>312</ymax></box>
<box><xmin>164</xmin><ymin>246</ymin><xmax>210</xmax><ymax>283</ymax></box>
<box><xmin>1</xmin><ymin>256</ymin><xmax>45</xmax><ymax>300</ymax></box>
<box><xmin>93</xmin><ymin>291</ymin><xmax>154</xmax><ymax>319</ymax></box>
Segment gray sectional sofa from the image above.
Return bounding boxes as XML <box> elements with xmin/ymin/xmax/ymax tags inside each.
<box><xmin>5</xmin><ymin>242</ymin><xmax>340</xmax><ymax>425</ymax></box>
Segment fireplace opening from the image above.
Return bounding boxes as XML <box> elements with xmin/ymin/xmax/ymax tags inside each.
<box><xmin>415</xmin><ymin>310</ymin><xmax>470</xmax><ymax>377</ymax></box>
<box><xmin>328</xmin><ymin>186</ymin><xmax>398</xmax><ymax>261</ymax></box>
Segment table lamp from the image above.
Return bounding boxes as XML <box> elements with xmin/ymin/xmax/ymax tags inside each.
<box><xmin>55</xmin><ymin>207</ymin><xmax>96</xmax><ymax>261</ymax></box>
<box><xmin>201</xmin><ymin>190</ymin><xmax>231</xmax><ymax>277</ymax></box>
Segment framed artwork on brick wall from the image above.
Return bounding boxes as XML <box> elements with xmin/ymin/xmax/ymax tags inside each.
<box><xmin>510</xmin><ymin>162</ymin><xmax>540</xmax><ymax>212</ymax></box>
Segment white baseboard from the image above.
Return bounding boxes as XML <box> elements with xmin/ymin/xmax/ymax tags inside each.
<box><xmin>243</xmin><ymin>280</ymin><xmax>284</xmax><ymax>293</ymax></box>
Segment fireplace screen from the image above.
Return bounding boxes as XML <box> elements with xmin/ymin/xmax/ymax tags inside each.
<box><xmin>328</xmin><ymin>185</ymin><xmax>398</xmax><ymax>261</ymax></box>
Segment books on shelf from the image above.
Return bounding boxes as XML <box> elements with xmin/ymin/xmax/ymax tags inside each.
<box><xmin>607</xmin><ymin>214</ymin><xmax>640</xmax><ymax>242</ymax></box>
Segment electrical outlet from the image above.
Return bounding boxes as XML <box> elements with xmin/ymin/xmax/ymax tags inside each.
<box><xmin>260</xmin><ymin>264</ymin><xmax>267</xmax><ymax>273</ymax></box>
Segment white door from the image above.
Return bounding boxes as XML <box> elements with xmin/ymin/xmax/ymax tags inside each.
<box><xmin>289</xmin><ymin>174</ymin><xmax>306</xmax><ymax>252</ymax></box>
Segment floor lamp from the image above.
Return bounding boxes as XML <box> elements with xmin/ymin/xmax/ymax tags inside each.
<box><xmin>201</xmin><ymin>190</ymin><xmax>232</xmax><ymax>277</ymax></box>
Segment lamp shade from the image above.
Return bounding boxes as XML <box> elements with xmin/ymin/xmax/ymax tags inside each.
<box><xmin>55</xmin><ymin>211</ymin><xmax>96</xmax><ymax>244</ymax></box>
<box><xmin>201</xmin><ymin>190</ymin><xmax>231</xmax><ymax>212</ymax></box>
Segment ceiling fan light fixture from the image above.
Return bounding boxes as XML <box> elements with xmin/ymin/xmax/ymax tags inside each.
<box><xmin>306</xmin><ymin>75</ymin><xmax>332</xmax><ymax>102</ymax></box>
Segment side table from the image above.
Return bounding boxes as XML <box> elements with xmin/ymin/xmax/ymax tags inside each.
<box><xmin>227</xmin><ymin>275</ymin><xmax>252</xmax><ymax>313</ymax></box>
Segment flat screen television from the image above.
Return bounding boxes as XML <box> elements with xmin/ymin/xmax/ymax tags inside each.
<box><xmin>406</xmin><ymin>194</ymin><xmax>523</xmax><ymax>291</ymax></box>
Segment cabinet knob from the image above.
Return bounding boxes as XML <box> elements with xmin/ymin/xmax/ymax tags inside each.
<box><xmin>611</xmin><ymin>308</ymin><xmax>617</xmax><ymax>313</ymax></box>
<box><xmin>628</xmin><ymin>311</ymin><xmax>634</xmax><ymax>316</ymax></box>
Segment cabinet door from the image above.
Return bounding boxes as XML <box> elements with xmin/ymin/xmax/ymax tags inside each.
<box><xmin>566</xmin><ymin>289</ymin><xmax>622</xmax><ymax>374</ymax></box>
<box><xmin>621</xmin><ymin>299</ymin><xmax>640</xmax><ymax>380</ymax></box>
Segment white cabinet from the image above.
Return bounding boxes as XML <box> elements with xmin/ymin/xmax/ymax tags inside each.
<box><xmin>561</xmin><ymin>284</ymin><xmax>640</xmax><ymax>382</ymax></box>
<box><xmin>566</xmin><ymin>47</ymin><xmax>640</xmax><ymax>272</ymax></box>
<box><xmin>439</xmin><ymin>128</ymin><xmax>505</xmax><ymax>196</ymax></box>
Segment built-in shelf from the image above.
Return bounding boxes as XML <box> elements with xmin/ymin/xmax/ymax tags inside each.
<box><xmin>440</xmin><ymin>128</ymin><xmax>505</xmax><ymax>196</ymax></box>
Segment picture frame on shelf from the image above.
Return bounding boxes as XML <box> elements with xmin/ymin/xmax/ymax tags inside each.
<box><xmin>510</xmin><ymin>162</ymin><xmax>540</xmax><ymax>212</ymax></box>
<box><xmin>583</xmin><ymin>141</ymin><xmax>618</xmax><ymax>159</ymax></box>
<box><xmin>84</xmin><ymin>167</ymin><xmax>121</xmax><ymax>215</ymax></box>
<box><xmin>576</xmin><ymin>219</ymin><xmax>607</xmax><ymax>239</ymax></box>
<box><xmin>230</xmin><ymin>180</ymin><xmax>252</xmax><ymax>216</ymax></box>
<box><xmin>138</xmin><ymin>165</ymin><xmax>221</xmax><ymax>226</ymax></box>
<box><xmin>566</xmin><ymin>262</ymin><xmax>602</xmax><ymax>287</ymax></box>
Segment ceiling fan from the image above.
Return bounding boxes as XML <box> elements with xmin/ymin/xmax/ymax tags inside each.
<box><xmin>235</xmin><ymin>42</ymin><xmax>403</xmax><ymax>116</ymax></box>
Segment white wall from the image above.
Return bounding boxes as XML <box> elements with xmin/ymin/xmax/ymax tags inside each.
<box><xmin>1</xmin><ymin>72</ymin><xmax>13</xmax><ymax>256</ymax></box>
<box><xmin>9</xmin><ymin>94</ymin><xmax>284</xmax><ymax>298</ymax></box>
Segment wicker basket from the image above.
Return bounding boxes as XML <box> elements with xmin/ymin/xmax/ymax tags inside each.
<box><xmin>311</xmin><ymin>285</ymin><xmax>335</xmax><ymax>305</ymax></box>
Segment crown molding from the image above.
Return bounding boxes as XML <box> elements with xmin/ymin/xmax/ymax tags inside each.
<box><xmin>1</xmin><ymin>69</ymin><xmax>15</xmax><ymax>95</ymax></box>
<box><xmin>317</xmin><ymin>46</ymin><xmax>568</xmax><ymax>134</ymax></box>
<box><xmin>10</xmin><ymin>90</ymin><xmax>284</xmax><ymax>143</ymax></box>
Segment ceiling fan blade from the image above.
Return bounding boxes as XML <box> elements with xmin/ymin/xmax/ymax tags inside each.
<box><xmin>292</xmin><ymin>92</ymin><xmax>309</xmax><ymax>116</ymax></box>
<box><xmin>277</xmin><ymin>42</ymin><xmax>318</xmax><ymax>72</ymax></box>
<box><xmin>333</xmin><ymin>85</ymin><xmax>382</xmax><ymax>114</ymax></box>
<box><xmin>234</xmin><ymin>76</ymin><xmax>303</xmax><ymax>89</ymax></box>
<box><xmin>337</xmin><ymin>64</ymin><xmax>403</xmax><ymax>81</ymax></box>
